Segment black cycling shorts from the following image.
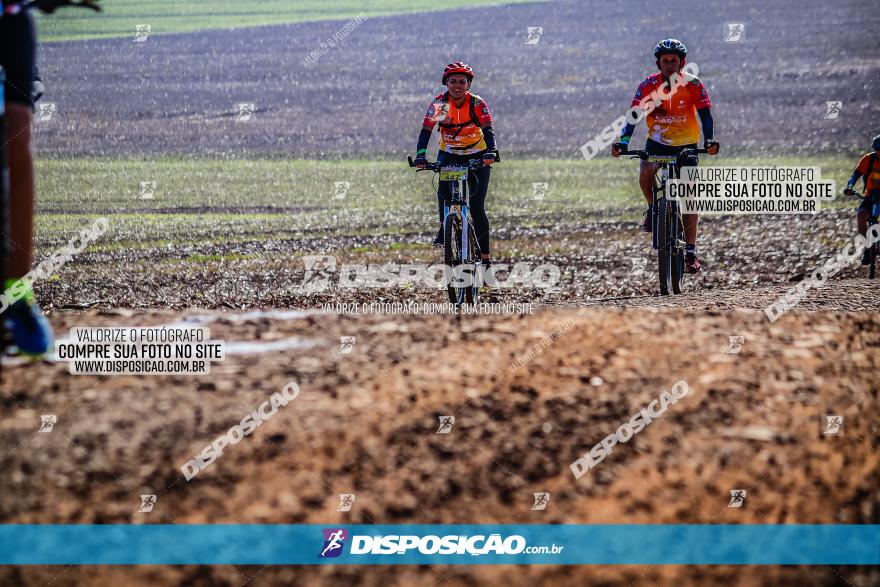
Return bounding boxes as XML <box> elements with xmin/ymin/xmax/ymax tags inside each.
<box><xmin>0</xmin><ymin>9</ymin><xmax>37</xmax><ymax>109</ymax></box>
<box><xmin>645</xmin><ymin>139</ymin><xmax>699</xmax><ymax>166</ymax></box>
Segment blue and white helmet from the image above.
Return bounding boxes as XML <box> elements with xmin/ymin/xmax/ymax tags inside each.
<box><xmin>873</xmin><ymin>134</ymin><xmax>880</xmax><ymax>150</ymax></box>
<box><xmin>654</xmin><ymin>39</ymin><xmax>688</xmax><ymax>59</ymax></box>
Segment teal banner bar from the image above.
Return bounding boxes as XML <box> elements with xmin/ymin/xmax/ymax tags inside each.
<box><xmin>0</xmin><ymin>525</ymin><xmax>877</xmax><ymax>565</ymax></box>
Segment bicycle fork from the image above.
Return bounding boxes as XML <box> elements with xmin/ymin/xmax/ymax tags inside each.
<box><xmin>445</xmin><ymin>178</ymin><xmax>472</xmax><ymax>262</ymax></box>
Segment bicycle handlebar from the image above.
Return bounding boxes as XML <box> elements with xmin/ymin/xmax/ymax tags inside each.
<box><xmin>407</xmin><ymin>152</ymin><xmax>500</xmax><ymax>172</ymax></box>
<box><xmin>844</xmin><ymin>187</ymin><xmax>865</xmax><ymax>198</ymax></box>
<box><xmin>624</xmin><ymin>147</ymin><xmax>710</xmax><ymax>160</ymax></box>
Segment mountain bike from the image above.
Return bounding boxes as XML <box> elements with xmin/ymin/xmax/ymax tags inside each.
<box><xmin>845</xmin><ymin>188</ymin><xmax>879</xmax><ymax>279</ymax></box>
<box><xmin>622</xmin><ymin>147</ymin><xmax>708</xmax><ymax>295</ymax></box>
<box><xmin>408</xmin><ymin>154</ymin><xmax>498</xmax><ymax>305</ymax></box>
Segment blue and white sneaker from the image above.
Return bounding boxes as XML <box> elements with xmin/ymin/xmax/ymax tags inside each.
<box><xmin>4</xmin><ymin>298</ymin><xmax>54</xmax><ymax>356</ymax></box>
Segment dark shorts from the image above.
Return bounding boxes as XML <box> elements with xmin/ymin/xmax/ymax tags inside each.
<box><xmin>0</xmin><ymin>10</ymin><xmax>37</xmax><ymax>109</ymax></box>
<box><xmin>857</xmin><ymin>189</ymin><xmax>880</xmax><ymax>214</ymax></box>
<box><xmin>645</xmin><ymin>139</ymin><xmax>699</xmax><ymax>166</ymax></box>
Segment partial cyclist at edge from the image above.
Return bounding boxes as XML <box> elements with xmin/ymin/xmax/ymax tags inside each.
<box><xmin>844</xmin><ymin>134</ymin><xmax>880</xmax><ymax>265</ymax></box>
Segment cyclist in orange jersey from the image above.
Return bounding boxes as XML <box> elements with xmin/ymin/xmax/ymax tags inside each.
<box><xmin>414</xmin><ymin>62</ymin><xmax>498</xmax><ymax>266</ymax></box>
<box><xmin>844</xmin><ymin>134</ymin><xmax>880</xmax><ymax>264</ymax></box>
<box><xmin>611</xmin><ymin>39</ymin><xmax>719</xmax><ymax>273</ymax></box>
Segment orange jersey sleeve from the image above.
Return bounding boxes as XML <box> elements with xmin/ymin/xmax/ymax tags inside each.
<box><xmin>856</xmin><ymin>153</ymin><xmax>880</xmax><ymax>191</ymax></box>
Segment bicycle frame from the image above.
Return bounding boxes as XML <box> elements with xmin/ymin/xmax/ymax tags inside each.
<box><xmin>645</xmin><ymin>156</ymin><xmax>684</xmax><ymax>251</ymax></box>
<box><xmin>439</xmin><ymin>165</ymin><xmax>476</xmax><ymax>268</ymax></box>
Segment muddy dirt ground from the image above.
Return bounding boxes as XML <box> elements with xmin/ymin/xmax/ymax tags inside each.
<box><xmin>1</xmin><ymin>293</ymin><xmax>879</xmax><ymax>585</ymax></box>
<box><xmin>31</xmin><ymin>209</ymin><xmax>877</xmax><ymax>312</ymax></box>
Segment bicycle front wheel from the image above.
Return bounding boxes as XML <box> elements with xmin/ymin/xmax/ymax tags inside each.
<box><xmin>444</xmin><ymin>213</ymin><xmax>466</xmax><ymax>304</ymax></box>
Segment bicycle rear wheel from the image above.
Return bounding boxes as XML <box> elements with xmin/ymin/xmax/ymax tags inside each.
<box><xmin>655</xmin><ymin>199</ymin><xmax>673</xmax><ymax>295</ymax></box>
<box><xmin>669</xmin><ymin>201</ymin><xmax>684</xmax><ymax>295</ymax></box>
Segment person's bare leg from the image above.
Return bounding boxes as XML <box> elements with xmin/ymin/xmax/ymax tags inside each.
<box><xmin>6</xmin><ymin>103</ymin><xmax>34</xmax><ymax>279</ymax></box>
<box><xmin>683</xmin><ymin>213</ymin><xmax>698</xmax><ymax>246</ymax></box>
<box><xmin>639</xmin><ymin>161</ymin><xmax>656</xmax><ymax>205</ymax></box>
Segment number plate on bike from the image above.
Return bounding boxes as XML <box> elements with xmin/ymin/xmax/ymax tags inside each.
<box><xmin>439</xmin><ymin>166</ymin><xmax>468</xmax><ymax>181</ymax></box>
